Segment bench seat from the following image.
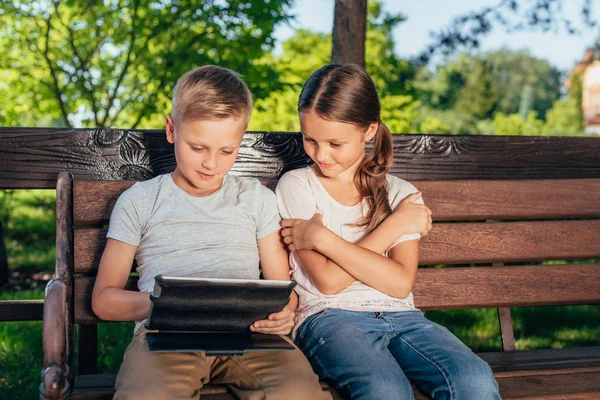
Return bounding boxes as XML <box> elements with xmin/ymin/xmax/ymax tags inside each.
<box><xmin>70</xmin><ymin>347</ymin><xmax>600</xmax><ymax>400</ymax></box>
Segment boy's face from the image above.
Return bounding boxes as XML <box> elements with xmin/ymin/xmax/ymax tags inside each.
<box><xmin>166</xmin><ymin>115</ymin><xmax>246</xmax><ymax>196</ymax></box>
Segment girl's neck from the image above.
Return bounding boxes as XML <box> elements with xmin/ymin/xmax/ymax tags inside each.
<box><xmin>311</xmin><ymin>165</ymin><xmax>362</xmax><ymax>207</ymax></box>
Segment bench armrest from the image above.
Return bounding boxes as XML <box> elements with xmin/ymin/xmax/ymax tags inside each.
<box><xmin>40</xmin><ymin>279</ymin><xmax>70</xmax><ymax>400</ymax></box>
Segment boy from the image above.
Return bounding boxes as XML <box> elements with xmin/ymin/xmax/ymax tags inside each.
<box><xmin>91</xmin><ymin>65</ymin><xmax>330</xmax><ymax>400</ymax></box>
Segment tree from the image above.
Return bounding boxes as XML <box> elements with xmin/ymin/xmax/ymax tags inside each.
<box><xmin>415</xmin><ymin>49</ymin><xmax>562</xmax><ymax>123</ymax></box>
<box><xmin>332</xmin><ymin>0</ymin><xmax>367</xmax><ymax>66</ymax></box>
<box><xmin>0</xmin><ymin>0</ymin><xmax>294</xmax><ymax>129</ymax></box>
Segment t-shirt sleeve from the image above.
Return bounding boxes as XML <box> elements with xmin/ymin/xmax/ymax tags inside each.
<box><xmin>255</xmin><ymin>184</ymin><xmax>282</xmax><ymax>240</ymax></box>
<box><xmin>275</xmin><ymin>170</ymin><xmax>319</xmax><ymax>220</ymax></box>
<box><xmin>106</xmin><ymin>184</ymin><xmax>145</xmax><ymax>246</ymax></box>
<box><xmin>388</xmin><ymin>178</ymin><xmax>423</xmax><ymax>250</ymax></box>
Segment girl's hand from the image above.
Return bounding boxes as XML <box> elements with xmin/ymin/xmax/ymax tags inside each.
<box><xmin>250</xmin><ymin>304</ymin><xmax>295</xmax><ymax>335</ymax></box>
<box><xmin>392</xmin><ymin>192</ymin><xmax>433</xmax><ymax>237</ymax></box>
<box><xmin>281</xmin><ymin>213</ymin><xmax>325</xmax><ymax>252</ymax></box>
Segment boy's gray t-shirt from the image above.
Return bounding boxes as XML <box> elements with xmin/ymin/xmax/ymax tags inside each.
<box><xmin>107</xmin><ymin>173</ymin><xmax>281</xmax><ymax>331</ymax></box>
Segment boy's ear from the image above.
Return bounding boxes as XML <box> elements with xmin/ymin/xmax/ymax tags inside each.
<box><xmin>165</xmin><ymin>116</ymin><xmax>175</xmax><ymax>144</ymax></box>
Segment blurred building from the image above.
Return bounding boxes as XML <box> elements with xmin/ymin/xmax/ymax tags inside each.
<box><xmin>572</xmin><ymin>49</ymin><xmax>600</xmax><ymax>134</ymax></box>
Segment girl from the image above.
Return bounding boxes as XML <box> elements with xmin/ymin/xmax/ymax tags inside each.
<box><xmin>276</xmin><ymin>64</ymin><xmax>500</xmax><ymax>400</ymax></box>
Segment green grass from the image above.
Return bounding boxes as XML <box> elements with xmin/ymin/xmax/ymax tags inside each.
<box><xmin>0</xmin><ymin>289</ymin><xmax>45</xmax><ymax>399</ymax></box>
<box><xmin>2</xmin><ymin>190</ymin><xmax>56</xmax><ymax>273</ymax></box>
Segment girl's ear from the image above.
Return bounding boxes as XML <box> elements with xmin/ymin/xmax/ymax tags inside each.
<box><xmin>364</xmin><ymin>121</ymin><xmax>379</xmax><ymax>142</ymax></box>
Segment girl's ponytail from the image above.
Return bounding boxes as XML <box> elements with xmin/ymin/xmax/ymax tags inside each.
<box><xmin>354</xmin><ymin>121</ymin><xmax>394</xmax><ymax>234</ymax></box>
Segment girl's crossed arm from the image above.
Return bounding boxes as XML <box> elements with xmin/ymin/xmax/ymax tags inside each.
<box><xmin>282</xmin><ymin>193</ymin><xmax>431</xmax><ymax>298</ymax></box>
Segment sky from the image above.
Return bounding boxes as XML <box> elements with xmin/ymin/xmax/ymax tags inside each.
<box><xmin>273</xmin><ymin>0</ymin><xmax>600</xmax><ymax>71</ymax></box>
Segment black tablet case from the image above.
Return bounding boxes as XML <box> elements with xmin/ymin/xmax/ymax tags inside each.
<box><xmin>145</xmin><ymin>275</ymin><xmax>296</xmax><ymax>355</ymax></box>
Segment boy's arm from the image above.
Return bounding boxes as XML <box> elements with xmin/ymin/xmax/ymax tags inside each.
<box><xmin>250</xmin><ymin>230</ymin><xmax>296</xmax><ymax>335</ymax></box>
<box><xmin>91</xmin><ymin>238</ymin><xmax>151</xmax><ymax>321</ymax></box>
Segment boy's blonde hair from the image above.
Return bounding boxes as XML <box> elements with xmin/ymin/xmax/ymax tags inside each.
<box><xmin>171</xmin><ymin>65</ymin><xmax>253</xmax><ymax>125</ymax></box>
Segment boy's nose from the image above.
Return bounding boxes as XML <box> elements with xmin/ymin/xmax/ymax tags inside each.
<box><xmin>202</xmin><ymin>154</ymin><xmax>218</xmax><ymax>170</ymax></box>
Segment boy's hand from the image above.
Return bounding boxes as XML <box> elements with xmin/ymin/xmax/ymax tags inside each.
<box><xmin>250</xmin><ymin>305</ymin><xmax>295</xmax><ymax>335</ymax></box>
<box><xmin>281</xmin><ymin>213</ymin><xmax>325</xmax><ymax>252</ymax></box>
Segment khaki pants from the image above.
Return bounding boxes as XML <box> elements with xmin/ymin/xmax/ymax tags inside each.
<box><xmin>114</xmin><ymin>327</ymin><xmax>332</xmax><ymax>400</ymax></box>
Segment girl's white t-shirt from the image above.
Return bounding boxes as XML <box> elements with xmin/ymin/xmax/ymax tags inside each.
<box><xmin>275</xmin><ymin>166</ymin><xmax>423</xmax><ymax>337</ymax></box>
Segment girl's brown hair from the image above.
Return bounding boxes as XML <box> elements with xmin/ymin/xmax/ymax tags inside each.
<box><xmin>172</xmin><ymin>65</ymin><xmax>253</xmax><ymax>125</ymax></box>
<box><xmin>298</xmin><ymin>64</ymin><xmax>394</xmax><ymax>234</ymax></box>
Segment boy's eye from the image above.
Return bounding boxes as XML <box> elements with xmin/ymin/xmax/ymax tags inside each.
<box><xmin>330</xmin><ymin>143</ymin><xmax>342</xmax><ymax>148</ymax></box>
<box><xmin>222</xmin><ymin>150</ymin><xmax>234</xmax><ymax>155</ymax></box>
<box><xmin>191</xmin><ymin>147</ymin><xmax>205</xmax><ymax>152</ymax></box>
<box><xmin>304</xmin><ymin>137</ymin><xmax>315</xmax><ymax>143</ymax></box>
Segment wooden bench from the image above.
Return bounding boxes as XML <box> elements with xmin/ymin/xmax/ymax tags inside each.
<box><xmin>36</xmin><ymin>130</ymin><xmax>600</xmax><ymax>399</ymax></box>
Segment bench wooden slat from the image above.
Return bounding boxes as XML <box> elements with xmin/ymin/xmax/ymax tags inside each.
<box><xmin>415</xmin><ymin>178</ymin><xmax>600</xmax><ymax>220</ymax></box>
<box><xmin>479</xmin><ymin>347</ymin><xmax>600</xmax><ymax>372</ymax></box>
<box><xmin>72</xmin><ymin>179</ymin><xmax>600</xmax><ymax>225</ymax></box>
<box><xmin>72</xmin><ymin>367</ymin><xmax>600</xmax><ymax>400</ymax></box>
<box><xmin>491</xmin><ymin>369</ymin><xmax>600</xmax><ymax>400</ymax></box>
<box><xmin>73</xmin><ymin>181</ymin><xmax>135</xmax><ymax>226</ymax></box>
<box><xmin>0</xmin><ymin>300</ymin><xmax>44</xmax><ymax>321</ymax></box>
<box><xmin>420</xmin><ymin>220</ymin><xmax>600</xmax><ymax>264</ymax></box>
<box><xmin>72</xmin><ymin>264</ymin><xmax>600</xmax><ymax>323</ymax></box>
<box><xmin>413</xmin><ymin>264</ymin><xmax>600</xmax><ymax>309</ymax></box>
<box><xmin>4</xmin><ymin>130</ymin><xmax>600</xmax><ymax>189</ymax></box>
<box><xmin>73</xmin><ymin>220</ymin><xmax>600</xmax><ymax>274</ymax></box>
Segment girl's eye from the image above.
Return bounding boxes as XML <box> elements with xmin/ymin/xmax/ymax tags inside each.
<box><xmin>192</xmin><ymin>147</ymin><xmax>205</xmax><ymax>152</ymax></box>
<box><xmin>330</xmin><ymin>143</ymin><xmax>342</xmax><ymax>148</ymax></box>
<box><xmin>222</xmin><ymin>150</ymin><xmax>234</xmax><ymax>155</ymax></box>
<box><xmin>304</xmin><ymin>137</ymin><xmax>315</xmax><ymax>143</ymax></box>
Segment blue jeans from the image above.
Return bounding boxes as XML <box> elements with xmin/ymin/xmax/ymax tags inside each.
<box><xmin>296</xmin><ymin>309</ymin><xmax>500</xmax><ymax>400</ymax></box>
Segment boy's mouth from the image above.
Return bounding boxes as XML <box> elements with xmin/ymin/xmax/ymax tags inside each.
<box><xmin>197</xmin><ymin>171</ymin><xmax>215</xmax><ymax>180</ymax></box>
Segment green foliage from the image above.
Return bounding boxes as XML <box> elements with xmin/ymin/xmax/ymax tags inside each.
<box><xmin>491</xmin><ymin>111</ymin><xmax>545</xmax><ymax>136</ymax></box>
<box><xmin>415</xmin><ymin>49</ymin><xmax>562</xmax><ymax>123</ymax></box>
<box><xmin>0</xmin><ymin>0</ymin><xmax>294</xmax><ymax>128</ymax></box>
<box><xmin>416</xmin><ymin>109</ymin><xmax>481</xmax><ymax>135</ymax></box>
<box><xmin>544</xmin><ymin>99</ymin><xmax>585</xmax><ymax>136</ymax></box>
<box><xmin>453</xmin><ymin>59</ymin><xmax>498</xmax><ymax>119</ymax></box>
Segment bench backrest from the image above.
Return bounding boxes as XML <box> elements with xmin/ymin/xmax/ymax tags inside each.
<box><xmin>44</xmin><ymin>131</ymin><xmax>600</xmax><ymax>376</ymax></box>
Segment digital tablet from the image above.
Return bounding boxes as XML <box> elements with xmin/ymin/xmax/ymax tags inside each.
<box><xmin>145</xmin><ymin>275</ymin><xmax>297</xmax><ymax>332</ymax></box>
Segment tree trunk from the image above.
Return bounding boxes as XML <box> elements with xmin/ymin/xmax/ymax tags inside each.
<box><xmin>331</xmin><ymin>0</ymin><xmax>367</xmax><ymax>67</ymax></box>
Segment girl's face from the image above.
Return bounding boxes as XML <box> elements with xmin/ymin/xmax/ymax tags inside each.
<box><xmin>299</xmin><ymin>111</ymin><xmax>377</xmax><ymax>180</ymax></box>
